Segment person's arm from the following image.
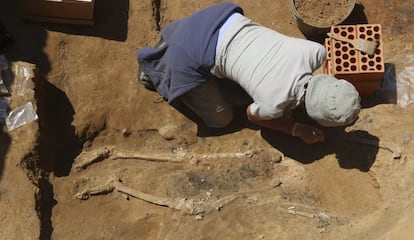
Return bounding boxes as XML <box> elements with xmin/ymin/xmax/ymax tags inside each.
<box><xmin>246</xmin><ymin>104</ymin><xmax>325</xmax><ymax>144</ymax></box>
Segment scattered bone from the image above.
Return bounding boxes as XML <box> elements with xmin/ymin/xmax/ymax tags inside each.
<box><xmin>283</xmin><ymin>205</ymin><xmax>316</xmax><ymax>218</ymax></box>
<box><xmin>245</xmin><ymin>196</ymin><xmax>259</xmax><ymax>204</ymax></box>
<box><xmin>287</xmin><ymin>208</ymin><xmax>315</xmax><ymax>218</ymax></box>
<box><xmin>75</xmin><ymin>175</ymin><xmax>239</xmax><ymax>215</ymax></box>
<box><xmin>73</xmin><ymin>146</ymin><xmax>114</xmax><ymax>172</ymax></box>
<box><xmin>72</xmin><ymin>145</ymin><xmax>260</xmax><ymax>172</ymax></box>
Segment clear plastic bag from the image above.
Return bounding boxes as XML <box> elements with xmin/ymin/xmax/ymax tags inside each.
<box><xmin>6</xmin><ymin>102</ymin><xmax>38</xmax><ymax>131</ymax></box>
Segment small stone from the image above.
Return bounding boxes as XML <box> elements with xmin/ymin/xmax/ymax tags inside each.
<box><xmin>246</xmin><ymin>196</ymin><xmax>258</xmax><ymax>204</ymax></box>
<box><xmin>392</xmin><ymin>149</ymin><xmax>402</xmax><ymax>160</ymax></box>
<box><xmin>159</xmin><ymin>124</ymin><xmax>180</xmax><ymax>140</ymax></box>
<box><xmin>271</xmin><ymin>154</ymin><xmax>283</xmax><ymax>163</ymax></box>
<box><xmin>269</xmin><ymin>177</ymin><xmax>282</xmax><ymax>188</ymax></box>
<box><xmin>122</xmin><ymin>194</ymin><xmax>130</xmax><ymax>200</ymax></box>
<box><xmin>189</xmin><ymin>158</ymin><xmax>200</xmax><ymax>166</ymax></box>
<box><xmin>195</xmin><ymin>215</ymin><xmax>203</xmax><ymax>220</ymax></box>
<box><xmin>122</xmin><ymin>128</ymin><xmax>131</xmax><ymax>137</ymax></box>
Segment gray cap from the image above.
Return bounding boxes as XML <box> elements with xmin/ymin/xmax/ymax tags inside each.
<box><xmin>305</xmin><ymin>74</ymin><xmax>361</xmax><ymax>127</ymax></box>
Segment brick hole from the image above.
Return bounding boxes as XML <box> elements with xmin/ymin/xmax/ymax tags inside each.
<box><xmin>335</xmin><ymin>43</ymin><xmax>341</xmax><ymax>49</ymax></box>
<box><xmin>362</xmin><ymin>65</ymin><xmax>368</xmax><ymax>71</ymax></box>
<box><xmin>340</xmin><ymin>31</ymin><xmax>347</xmax><ymax>37</ymax></box>
<box><xmin>351</xmin><ymin>66</ymin><xmax>357</xmax><ymax>71</ymax></box>
<box><xmin>336</xmin><ymin>66</ymin><xmax>342</xmax><ymax>72</ymax></box>
<box><xmin>367</xmin><ymin>30</ymin><xmax>373</xmax><ymax>36</ymax></box>
<box><xmin>374</xmin><ymin>26</ymin><xmax>380</xmax><ymax>32</ymax></box>
<box><xmin>335</xmin><ymin>58</ymin><xmax>342</xmax><ymax>64</ymax></box>
<box><xmin>359</xmin><ymin>26</ymin><xmax>365</xmax><ymax>32</ymax></box>
<box><xmin>350</xmin><ymin>57</ymin><xmax>357</xmax><ymax>64</ymax></box>
<box><xmin>343</xmin><ymin>54</ymin><xmax>349</xmax><ymax>60</ymax></box>
<box><xmin>369</xmin><ymin>61</ymin><xmax>375</xmax><ymax>67</ymax></box>
<box><xmin>347</xmin><ymin>27</ymin><xmax>354</xmax><ymax>32</ymax></box>
<box><xmin>376</xmin><ymin>57</ymin><xmax>381</xmax><ymax>62</ymax></box>
<box><xmin>342</xmin><ymin>46</ymin><xmax>348</xmax><ymax>52</ymax></box>
<box><xmin>335</xmin><ymin>50</ymin><xmax>342</xmax><ymax>56</ymax></box>
<box><xmin>349</xmin><ymin>49</ymin><xmax>356</xmax><ymax>56</ymax></box>
<box><xmin>344</xmin><ymin>62</ymin><xmax>350</xmax><ymax>68</ymax></box>
<box><xmin>360</xmin><ymin>34</ymin><xmax>366</xmax><ymax>39</ymax></box>
<box><xmin>375</xmin><ymin>48</ymin><xmax>381</xmax><ymax>55</ymax></box>
<box><xmin>376</xmin><ymin>65</ymin><xmax>382</xmax><ymax>70</ymax></box>
<box><xmin>333</xmin><ymin>28</ymin><xmax>340</xmax><ymax>33</ymax></box>
<box><xmin>374</xmin><ymin>34</ymin><xmax>380</xmax><ymax>39</ymax></box>
<box><xmin>361</xmin><ymin>56</ymin><xmax>367</xmax><ymax>63</ymax></box>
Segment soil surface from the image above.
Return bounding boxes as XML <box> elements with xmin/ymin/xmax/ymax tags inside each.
<box><xmin>1</xmin><ymin>0</ymin><xmax>414</xmax><ymax>240</ymax></box>
<box><xmin>295</xmin><ymin>0</ymin><xmax>354</xmax><ymax>26</ymax></box>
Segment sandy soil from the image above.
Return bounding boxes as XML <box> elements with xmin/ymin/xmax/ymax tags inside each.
<box><xmin>1</xmin><ymin>0</ymin><xmax>414</xmax><ymax>240</ymax></box>
<box><xmin>295</xmin><ymin>0</ymin><xmax>354</xmax><ymax>26</ymax></box>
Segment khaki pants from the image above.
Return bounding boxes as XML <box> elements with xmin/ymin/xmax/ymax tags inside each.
<box><xmin>180</xmin><ymin>79</ymin><xmax>233</xmax><ymax>128</ymax></box>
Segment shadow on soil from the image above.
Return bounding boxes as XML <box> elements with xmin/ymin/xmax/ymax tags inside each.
<box><xmin>257</xmin><ymin>104</ymin><xmax>379</xmax><ymax>172</ymax></box>
<box><xmin>0</xmin><ymin>131</ymin><xmax>10</xmax><ymax>179</ymax></box>
<box><xmin>262</xmin><ymin>127</ymin><xmax>378</xmax><ymax>172</ymax></box>
<box><xmin>42</xmin><ymin>0</ymin><xmax>130</xmax><ymax>41</ymax></box>
<box><xmin>35</xmin><ymin>77</ymin><xmax>81</xmax><ymax>177</ymax></box>
<box><xmin>0</xmin><ymin>0</ymin><xmax>129</xmax><ymax>238</ymax></box>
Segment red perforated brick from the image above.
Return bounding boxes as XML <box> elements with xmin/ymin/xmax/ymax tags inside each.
<box><xmin>324</xmin><ymin>38</ymin><xmax>332</xmax><ymax>60</ymax></box>
<box><xmin>324</xmin><ymin>59</ymin><xmax>333</xmax><ymax>76</ymax></box>
<box><xmin>357</xmin><ymin>24</ymin><xmax>384</xmax><ymax>74</ymax></box>
<box><xmin>324</xmin><ymin>24</ymin><xmax>385</xmax><ymax>96</ymax></box>
<box><xmin>323</xmin><ymin>39</ymin><xmax>333</xmax><ymax>76</ymax></box>
<box><xmin>331</xmin><ymin>25</ymin><xmax>360</xmax><ymax>75</ymax></box>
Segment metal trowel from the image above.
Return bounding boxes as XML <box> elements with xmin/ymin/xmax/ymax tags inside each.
<box><xmin>327</xmin><ymin>32</ymin><xmax>379</xmax><ymax>56</ymax></box>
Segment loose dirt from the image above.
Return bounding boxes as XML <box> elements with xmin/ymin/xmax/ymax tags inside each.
<box><xmin>295</xmin><ymin>0</ymin><xmax>354</xmax><ymax>26</ymax></box>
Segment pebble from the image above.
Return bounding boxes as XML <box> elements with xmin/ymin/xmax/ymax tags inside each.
<box><xmin>121</xmin><ymin>128</ymin><xmax>131</xmax><ymax>137</ymax></box>
<box><xmin>271</xmin><ymin>154</ymin><xmax>283</xmax><ymax>163</ymax></box>
<box><xmin>269</xmin><ymin>177</ymin><xmax>282</xmax><ymax>188</ymax></box>
<box><xmin>158</xmin><ymin>124</ymin><xmax>180</xmax><ymax>140</ymax></box>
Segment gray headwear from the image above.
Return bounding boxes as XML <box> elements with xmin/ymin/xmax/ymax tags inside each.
<box><xmin>305</xmin><ymin>74</ymin><xmax>361</xmax><ymax>127</ymax></box>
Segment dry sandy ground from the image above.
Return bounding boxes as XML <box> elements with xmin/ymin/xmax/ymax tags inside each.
<box><xmin>0</xmin><ymin>0</ymin><xmax>414</xmax><ymax>239</ymax></box>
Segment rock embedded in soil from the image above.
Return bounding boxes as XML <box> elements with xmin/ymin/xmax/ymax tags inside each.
<box><xmin>158</xmin><ymin>124</ymin><xmax>180</xmax><ymax>140</ymax></box>
<box><xmin>294</xmin><ymin>0</ymin><xmax>353</xmax><ymax>27</ymax></box>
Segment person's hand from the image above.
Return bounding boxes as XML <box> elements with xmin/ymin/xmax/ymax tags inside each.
<box><xmin>291</xmin><ymin>122</ymin><xmax>325</xmax><ymax>144</ymax></box>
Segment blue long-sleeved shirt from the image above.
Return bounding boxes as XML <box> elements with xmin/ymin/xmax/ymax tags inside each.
<box><xmin>137</xmin><ymin>3</ymin><xmax>243</xmax><ymax>103</ymax></box>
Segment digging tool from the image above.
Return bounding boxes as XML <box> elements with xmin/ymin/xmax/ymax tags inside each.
<box><xmin>327</xmin><ymin>32</ymin><xmax>379</xmax><ymax>56</ymax></box>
